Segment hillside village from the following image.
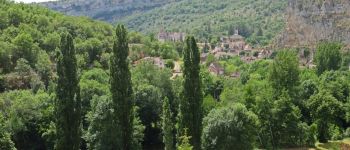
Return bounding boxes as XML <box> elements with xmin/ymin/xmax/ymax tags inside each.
<box><xmin>141</xmin><ymin>30</ymin><xmax>274</xmax><ymax>78</ymax></box>
<box><xmin>151</xmin><ymin>29</ymin><xmax>320</xmax><ymax>78</ymax></box>
<box><xmin>3</xmin><ymin>1</ymin><xmax>350</xmax><ymax>150</ymax></box>
<box><xmin>199</xmin><ymin>30</ymin><xmax>272</xmax><ymax>76</ymax></box>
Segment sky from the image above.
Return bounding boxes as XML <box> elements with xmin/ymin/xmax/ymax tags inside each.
<box><xmin>14</xmin><ymin>0</ymin><xmax>57</xmax><ymax>3</ymax></box>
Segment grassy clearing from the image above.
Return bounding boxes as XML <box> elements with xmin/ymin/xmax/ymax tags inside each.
<box><xmin>343</xmin><ymin>138</ymin><xmax>350</xmax><ymax>145</ymax></box>
<box><xmin>316</xmin><ymin>141</ymin><xmax>341</xmax><ymax>150</ymax></box>
<box><xmin>315</xmin><ymin>138</ymin><xmax>350</xmax><ymax>150</ymax></box>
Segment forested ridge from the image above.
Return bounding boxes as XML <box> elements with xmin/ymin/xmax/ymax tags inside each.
<box><xmin>120</xmin><ymin>0</ymin><xmax>288</xmax><ymax>45</ymax></box>
<box><xmin>1</xmin><ymin>0</ymin><xmax>350</xmax><ymax>150</ymax></box>
<box><xmin>41</xmin><ymin>0</ymin><xmax>175</xmax><ymax>24</ymax></box>
<box><xmin>43</xmin><ymin>0</ymin><xmax>288</xmax><ymax>45</ymax></box>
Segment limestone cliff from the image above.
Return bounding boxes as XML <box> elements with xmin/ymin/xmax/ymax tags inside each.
<box><xmin>275</xmin><ymin>0</ymin><xmax>350</xmax><ymax>48</ymax></box>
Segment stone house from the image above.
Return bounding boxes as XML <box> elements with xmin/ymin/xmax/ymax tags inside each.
<box><xmin>200</xmin><ymin>53</ymin><xmax>208</xmax><ymax>64</ymax></box>
<box><xmin>258</xmin><ymin>49</ymin><xmax>272</xmax><ymax>59</ymax></box>
<box><xmin>208</xmin><ymin>62</ymin><xmax>224</xmax><ymax>75</ymax></box>
<box><xmin>241</xmin><ymin>56</ymin><xmax>256</xmax><ymax>63</ymax></box>
<box><xmin>134</xmin><ymin>57</ymin><xmax>165</xmax><ymax>69</ymax></box>
<box><xmin>220</xmin><ymin>30</ymin><xmax>246</xmax><ymax>52</ymax></box>
<box><xmin>157</xmin><ymin>29</ymin><xmax>186</xmax><ymax>42</ymax></box>
<box><xmin>230</xmin><ymin>72</ymin><xmax>241</xmax><ymax>78</ymax></box>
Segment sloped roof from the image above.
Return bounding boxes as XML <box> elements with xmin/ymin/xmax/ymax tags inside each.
<box><xmin>229</xmin><ymin>34</ymin><xmax>244</xmax><ymax>40</ymax></box>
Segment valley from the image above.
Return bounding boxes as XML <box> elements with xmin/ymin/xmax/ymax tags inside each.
<box><xmin>1</xmin><ymin>0</ymin><xmax>350</xmax><ymax>150</ymax></box>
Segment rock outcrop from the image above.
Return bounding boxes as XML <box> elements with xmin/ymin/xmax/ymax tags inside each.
<box><xmin>275</xmin><ymin>0</ymin><xmax>350</xmax><ymax>48</ymax></box>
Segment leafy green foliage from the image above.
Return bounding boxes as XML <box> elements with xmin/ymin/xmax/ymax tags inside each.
<box><xmin>201</xmin><ymin>70</ymin><xmax>223</xmax><ymax>103</ymax></box>
<box><xmin>0</xmin><ymin>1</ymin><xmax>179</xmax><ymax>149</ymax></box>
<box><xmin>85</xmin><ymin>96</ymin><xmax>145</xmax><ymax>150</ymax></box>
<box><xmin>79</xmin><ymin>68</ymin><xmax>109</xmax><ymax>135</ymax></box>
<box><xmin>0</xmin><ymin>42</ymin><xmax>14</xmax><ymax>73</ymax></box>
<box><xmin>134</xmin><ymin>84</ymin><xmax>162</xmax><ymax>143</ymax></box>
<box><xmin>132</xmin><ymin>107</ymin><xmax>146</xmax><ymax>150</ymax></box>
<box><xmin>162</xmin><ymin>97</ymin><xmax>175</xmax><ymax>150</ymax></box>
<box><xmin>307</xmin><ymin>90</ymin><xmax>344</xmax><ymax>143</ymax></box>
<box><xmin>270</xmin><ymin>91</ymin><xmax>308</xmax><ymax>147</ymax></box>
<box><xmin>84</xmin><ymin>95</ymin><xmax>115</xmax><ymax>150</ymax></box>
<box><xmin>202</xmin><ymin>104</ymin><xmax>258</xmax><ymax>150</ymax></box>
<box><xmin>205</xmin><ymin>54</ymin><xmax>215</xmax><ymax>67</ymax></box>
<box><xmin>35</xmin><ymin>50</ymin><xmax>53</xmax><ymax>88</ymax></box>
<box><xmin>178</xmin><ymin>129</ymin><xmax>193</xmax><ymax>150</ymax></box>
<box><xmin>269</xmin><ymin>50</ymin><xmax>299</xmax><ymax>97</ymax></box>
<box><xmin>121</xmin><ymin>0</ymin><xmax>287</xmax><ymax>44</ymax></box>
<box><xmin>165</xmin><ymin>59</ymin><xmax>175</xmax><ymax>69</ymax></box>
<box><xmin>132</xmin><ymin>61</ymin><xmax>175</xmax><ymax>147</ymax></box>
<box><xmin>202</xmin><ymin>95</ymin><xmax>217</xmax><ymax>116</ymax></box>
<box><xmin>12</xmin><ymin>33</ymin><xmax>39</xmax><ymax>66</ymax></box>
<box><xmin>76</xmin><ymin>38</ymin><xmax>103</xmax><ymax>64</ymax></box>
<box><xmin>318</xmin><ymin>71</ymin><xmax>350</xmax><ymax>103</ymax></box>
<box><xmin>45</xmin><ymin>0</ymin><xmax>287</xmax><ymax>44</ymax></box>
<box><xmin>346</xmin><ymin>99</ymin><xmax>350</xmax><ymax>124</ymax></box>
<box><xmin>0</xmin><ymin>115</ymin><xmax>15</xmax><ymax>150</ymax></box>
<box><xmin>341</xmin><ymin>50</ymin><xmax>350</xmax><ymax>71</ymax></box>
<box><xmin>1</xmin><ymin>1</ymin><xmax>350</xmax><ymax>149</ymax></box>
<box><xmin>0</xmin><ymin>90</ymin><xmax>54</xmax><ymax>149</ymax></box>
<box><xmin>315</xmin><ymin>42</ymin><xmax>342</xmax><ymax>75</ymax></box>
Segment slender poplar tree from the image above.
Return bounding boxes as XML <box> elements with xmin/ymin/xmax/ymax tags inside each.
<box><xmin>162</xmin><ymin>97</ymin><xmax>174</xmax><ymax>150</ymax></box>
<box><xmin>110</xmin><ymin>24</ymin><xmax>133</xmax><ymax>149</ymax></box>
<box><xmin>178</xmin><ymin>36</ymin><xmax>203</xmax><ymax>150</ymax></box>
<box><xmin>55</xmin><ymin>32</ymin><xmax>81</xmax><ymax>150</ymax></box>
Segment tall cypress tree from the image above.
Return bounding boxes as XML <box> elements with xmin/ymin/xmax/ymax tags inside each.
<box><xmin>55</xmin><ymin>32</ymin><xmax>81</xmax><ymax>150</ymax></box>
<box><xmin>178</xmin><ymin>36</ymin><xmax>202</xmax><ymax>150</ymax></box>
<box><xmin>162</xmin><ymin>97</ymin><xmax>174</xmax><ymax>150</ymax></box>
<box><xmin>110</xmin><ymin>24</ymin><xmax>133</xmax><ymax>149</ymax></box>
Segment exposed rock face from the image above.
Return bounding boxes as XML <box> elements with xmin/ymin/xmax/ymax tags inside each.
<box><xmin>275</xmin><ymin>0</ymin><xmax>350</xmax><ymax>48</ymax></box>
<box><xmin>41</xmin><ymin>0</ymin><xmax>174</xmax><ymax>22</ymax></box>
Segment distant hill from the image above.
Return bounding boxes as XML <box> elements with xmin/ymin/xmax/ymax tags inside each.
<box><xmin>41</xmin><ymin>0</ymin><xmax>177</xmax><ymax>23</ymax></box>
<box><xmin>42</xmin><ymin>0</ymin><xmax>288</xmax><ymax>45</ymax></box>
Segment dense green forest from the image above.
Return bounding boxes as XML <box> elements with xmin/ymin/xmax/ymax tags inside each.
<box><xmin>1</xmin><ymin>0</ymin><xmax>350</xmax><ymax>150</ymax></box>
<box><xmin>42</xmin><ymin>0</ymin><xmax>175</xmax><ymax>23</ymax></box>
<box><xmin>119</xmin><ymin>0</ymin><xmax>288</xmax><ymax>45</ymax></box>
<box><xmin>44</xmin><ymin>0</ymin><xmax>288</xmax><ymax>45</ymax></box>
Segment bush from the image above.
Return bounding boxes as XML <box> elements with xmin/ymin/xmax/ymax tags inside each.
<box><xmin>165</xmin><ymin>59</ymin><xmax>175</xmax><ymax>69</ymax></box>
<box><xmin>202</xmin><ymin>103</ymin><xmax>258</xmax><ymax>150</ymax></box>
<box><xmin>239</xmin><ymin>51</ymin><xmax>246</xmax><ymax>56</ymax></box>
<box><xmin>178</xmin><ymin>129</ymin><xmax>193</xmax><ymax>150</ymax></box>
<box><xmin>344</xmin><ymin>128</ymin><xmax>350</xmax><ymax>138</ymax></box>
<box><xmin>315</xmin><ymin>42</ymin><xmax>342</xmax><ymax>75</ymax></box>
<box><xmin>253</xmin><ymin>51</ymin><xmax>259</xmax><ymax>57</ymax></box>
<box><xmin>329</xmin><ymin>124</ymin><xmax>343</xmax><ymax>140</ymax></box>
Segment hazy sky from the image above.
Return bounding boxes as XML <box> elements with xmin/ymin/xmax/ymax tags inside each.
<box><xmin>14</xmin><ymin>0</ymin><xmax>57</xmax><ymax>3</ymax></box>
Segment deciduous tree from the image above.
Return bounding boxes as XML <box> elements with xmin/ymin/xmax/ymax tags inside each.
<box><xmin>202</xmin><ymin>104</ymin><xmax>258</xmax><ymax>150</ymax></box>
<box><xmin>269</xmin><ymin>50</ymin><xmax>299</xmax><ymax>97</ymax></box>
<box><xmin>110</xmin><ymin>24</ymin><xmax>133</xmax><ymax>149</ymax></box>
<box><xmin>55</xmin><ymin>32</ymin><xmax>81</xmax><ymax>150</ymax></box>
<box><xmin>307</xmin><ymin>90</ymin><xmax>343</xmax><ymax>143</ymax></box>
<box><xmin>162</xmin><ymin>97</ymin><xmax>175</xmax><ymax>150</ymax></box>
<box><xmin>315</xmin><ymin>42</ymin><xmax>342</xmax><ymax>75</ymax></box>
<box><xmin>178</xmin><ymin>36</ymin><xmax>202</xmax><ymax>150</ymax></box>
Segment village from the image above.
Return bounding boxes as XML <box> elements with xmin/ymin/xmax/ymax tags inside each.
<box><xmin>133</xmin><ymin>29</ymin><xmax>274</xmax><ymax>79</ymax></box>
<box><xmin>197</xmin><ymin>30</ymin><xmax>273</xmax><ymax>76</ymax></box>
